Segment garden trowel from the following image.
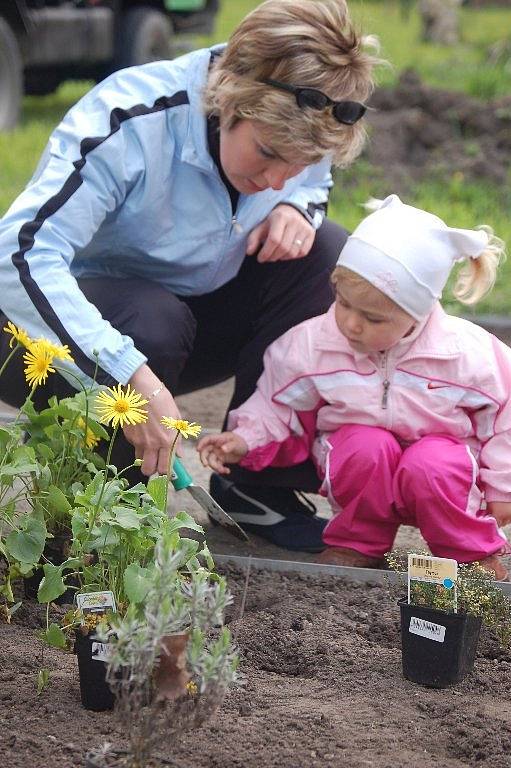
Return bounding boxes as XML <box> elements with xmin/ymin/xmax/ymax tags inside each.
<box><xmin>170</xmin><ymin>457</ymin><xmax>249</xmax><ymax>541</ymax></box>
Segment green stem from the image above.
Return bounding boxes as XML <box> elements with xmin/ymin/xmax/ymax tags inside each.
<box><xmin>163</xmin><ymin>432</ymin><xmax>180</xmax><ymax>514</ymax></box>
<box><xmin>53</xmin><ymin>365</ymin><xmax>90</xmax><ymax>438</ymax></box>
<box><xmin>88</xmin><ymin>425</ymin><xmax>119</xmax><ymax>532</ymax></box>
<box><xmin>0</xmin><ymin>343</ymin><xmax>20</xmax><ymax>380</ymax></box>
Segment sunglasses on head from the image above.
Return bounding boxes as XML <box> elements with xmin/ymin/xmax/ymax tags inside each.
<box><xmin>262</xmin><ymin>78</ymin><xmax>366</xmax><ymax>126</ymax></box>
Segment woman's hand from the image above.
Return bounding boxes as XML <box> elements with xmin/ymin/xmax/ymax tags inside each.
<box><xmin>123</xmin><ymin>364</ymin><xmax>181</xmax><ymax>476</ymax></box>
<box><xmin>487</xmin><ymin>501</ymin><xmax>511</xmax><ymax>528</ymax></box>
<box><xmin>197</xmin><ymin>431</ymin><xmax>249</xmax><ymax>474</ymax></box>
<box><xmin>246</xmin><ymin>204</ymin><xmax>316</xmax><ymax>263</ymax></box>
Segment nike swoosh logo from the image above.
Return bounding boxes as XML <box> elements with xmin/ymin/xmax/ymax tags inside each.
<box><xmin>427</xmin><ymin>382</ymin><xmax>451</xmax><ymax>389</ymax></box>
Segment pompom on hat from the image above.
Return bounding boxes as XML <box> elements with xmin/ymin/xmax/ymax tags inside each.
<box><xmin>336</xmin><ymin>194</ymin><xmax>489</xmax><ymax>319</ymax></box>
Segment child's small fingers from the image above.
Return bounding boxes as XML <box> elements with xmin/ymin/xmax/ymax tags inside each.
<box><xmin>209</xmin><ymin>453</ymin><xmax>226</xmax><ymax>473</ymax></box>
<box><xmin>197</xmin><ymin>435</ymin><xmax>216</xmax><ymax>450</ymax></box>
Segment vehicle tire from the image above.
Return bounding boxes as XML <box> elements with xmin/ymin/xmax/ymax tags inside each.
<box><xmin>0</xmin><ymin>18</ymin><xmax>23</xmax><ymax>132</ymax></box>
<box><xmin>114</xmin><ymin>7</ymin><xmax>174</xmax><ymax>71</ymax></box>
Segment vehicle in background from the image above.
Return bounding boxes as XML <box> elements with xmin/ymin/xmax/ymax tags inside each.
<box><xmin>0</xmin><ymin>0</ymin><xmax>219</xmax><ymax>131</ymax></box>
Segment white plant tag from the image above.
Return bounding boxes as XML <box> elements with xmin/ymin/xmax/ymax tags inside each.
<box><xmin>91</xmin><ymin>641</ymin><xmax>112</xmax><ymax>663</ymax></box>
<box><xmin>76</xmin><ymin>591</ymin><xmax>117</xmax><ymax>622</ymax></box>
<box><xmin>409</xmin><ymin>616</ymin><xmax>446</xmax><ymax>643</ymax></box>
<box><xmin>407</xmin><ymin>554</ymin><xmax>458</xmax><ymax>612</ymax></box>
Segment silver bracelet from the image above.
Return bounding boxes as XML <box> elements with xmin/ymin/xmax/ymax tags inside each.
<box><xmin>147</xmin><ymin>382</ymin><xmax>165</xmax><ymax>401</ymax></box>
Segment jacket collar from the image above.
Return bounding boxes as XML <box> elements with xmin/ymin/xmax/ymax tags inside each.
<box><xmin>180</xmin><ymin>46</ymin><xmax>223</xmax><ymax>173</ymax></box>
<box><xmin>314</xmin><ymin>302</ymin><xmax>461</xmax><ymax>361</ymax></box>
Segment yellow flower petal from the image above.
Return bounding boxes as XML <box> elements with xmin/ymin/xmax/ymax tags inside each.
<box><xmin>23</xmin><ymin>342</ymin><xmax>56</xmax><ymax>388</ymax></box>
<box><xmin>77</xmin><ymin>417</ymin><xmax>100</xmax><ymax>449</ymax></box>
<box><xmin>32</xmin><ymin>338</ymin><xmax>74</xmax><ymax>363</ymax></box>
<box><xmin>161</xmin><ymin>417</ymin><xmax>202</xmax><ymax>439</ymax></box>
<box><xmin>95</xmin><ymin>384</ymin><xmax>148</xmax><ymax>429</ymax></box>
<box><xmin>3</xmin><ymin>321</ymin><xmax>32</xmax><ymax>349</ymax></box>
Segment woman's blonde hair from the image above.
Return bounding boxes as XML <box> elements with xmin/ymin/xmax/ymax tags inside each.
<box><xmin>453</xmin><ymin>227</ymin><xmax>506</xmax><ymax>305</ymax></box>
<box><xmin>203</xmin><ymin>0</ymin><xmax>381</xmax><ymax>167</ymax></box>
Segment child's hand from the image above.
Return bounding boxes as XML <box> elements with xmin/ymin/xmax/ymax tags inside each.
<box><xmin>197</xmin><ymin>432</ymin><xmax>249</xmax><ymax>474</ymax></box>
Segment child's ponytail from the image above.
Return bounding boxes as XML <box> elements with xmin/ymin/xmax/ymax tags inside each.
<box><xmin>453</xmin><ymin>227</ymin><xmax>506</xmax><ymax>305</ymax></box>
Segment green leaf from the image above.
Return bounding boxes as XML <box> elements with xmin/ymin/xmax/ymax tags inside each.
<box><xmin>124</xmin><ymin>562</ymin><xmax>152</xmax><ymax>604</ymax></box>
<box><xmin>89</xmin><ymin>526</ymin><xmax>120</xmax><ymax>551</ymax></box>
<box><xmin>41</xmin><ymin>624</ymin><xmax>67</xmax><ymax>649</ymax></box>
<box><xmin>35</xmin><ymin>443</ymin><xmax>55</xmax><ymax>462</ymax></box>
<box><xmin>71</xmin><ymin>508</ymin><xmax>88</xmax><ymax>539</ymax></box>
<box><xmin>47</xmin><ymin>485</ymin><xmax>72</xmax><ymax>515</ymax></box>
<box><xmin>146</xmin><ymin>475</ymin><xmax>168</xmax><ymax>511</ymax></box>
<box><xmin>38</xmin><ymin>563</ymin><xmax>66</xmax><ymax>603</ymax></box>
<box><xmin>0</xmin><ymin>426</ymin><xmax>13</xmax><ymax>452</ymax></box>
<box><xmin>5</xmin><ymin>517</ymin><xmax>46</xmax><ymax>564</ymax></box>
<box><xmin>108</xmin><ymin>506</ymin><xmax>141</xmax><ymax>530</ymax></box>
<box><xmin>17</xmin><ymin>561</ymin><xmax>36</xmax><ymax>576</ymax></box>
<box><xmin>167</xmin><ymin>510</ymin><xmax>204</xmax><ymax>535</ymax></box>
<box><xmin>37</xmin><ymin>668</ymin><xmax>50</xmax><ymax>694</ymax></box>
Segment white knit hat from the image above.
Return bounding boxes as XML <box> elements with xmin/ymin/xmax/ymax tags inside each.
<box><xmin>336</xmin><ymin>194</ymin><xmax>489</xmax><ymax>319</ymax></box>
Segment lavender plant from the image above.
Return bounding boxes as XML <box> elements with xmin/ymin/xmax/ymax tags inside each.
<box><xmin>88</xmin><ymin>533</ymin><xmax>239</xmax><ymax>768</ymax></box>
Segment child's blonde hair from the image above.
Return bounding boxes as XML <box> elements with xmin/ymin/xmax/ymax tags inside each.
<box><xmin>453</xmin><ymin>226</ymin><xmax>506</xmax><ymax>305</ymax></box>
<box><xmin>203</xmin><ymin>0</ymin><xmax>382</xmax><ymax>168</ymax></box>
<box><xmin>333</xmin><ymin>226</ymin><xmax>505</xmax><ymax>310</ymax></box>
<box><xmin>331</xmin><ymin>266</ymin><xmax>411</xmax><ymax>316</ymax></box>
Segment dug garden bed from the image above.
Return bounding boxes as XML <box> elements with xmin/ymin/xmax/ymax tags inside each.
<box><xmin>2</xmin><ymin>566</ymin><xmax>511</xmax><ymax>768</ymax></box>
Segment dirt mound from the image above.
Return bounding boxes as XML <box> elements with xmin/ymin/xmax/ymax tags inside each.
<box><xmin>365</xmin><ymin>69</ymin><xmax>511</xmax><ymax>190</ymax></box>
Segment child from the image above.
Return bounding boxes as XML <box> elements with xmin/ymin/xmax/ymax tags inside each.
<box><xmin>198</xmin><ymin>195</ymin><xmax>511</xmax><ymax>580</ymax></box>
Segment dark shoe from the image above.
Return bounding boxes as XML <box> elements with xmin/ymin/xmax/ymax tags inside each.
<box><xmin>209</xmin><ymin>474</ymin><xmax>327</xmax><ymax>553</ymax></box>
<box><xmin>316</xmin><ymin>546</ymin><xmax>384</xmax><ymax>568</ymax></box>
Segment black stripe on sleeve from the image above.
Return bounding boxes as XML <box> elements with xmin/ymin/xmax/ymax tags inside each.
<box><xmin>11</xmin><ymin>91</ymin><xmax>190</xmax><ymax>386</ymax></box>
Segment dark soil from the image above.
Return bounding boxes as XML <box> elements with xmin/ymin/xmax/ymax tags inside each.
<box><xmin>2</xmin><ymin>567</ymin><xmax>511</xmax><ymax>768</ymax></box>
<box><xmin>365</xmin><ymin>70</ymin><xmax>511</xmax><ymax>190</ymax></box>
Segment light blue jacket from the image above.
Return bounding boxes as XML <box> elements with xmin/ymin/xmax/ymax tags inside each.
<box><xmin>0</xmin><ymin>46</ymin><xmax>332</xmax><ymax>388</ymax></box>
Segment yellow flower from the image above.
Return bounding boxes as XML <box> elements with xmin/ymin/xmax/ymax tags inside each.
<box><xmin>23</xmin><ymin>341</ymin><xmax>56</xmax><ymax>388</ymax></box>
<box><xmin>161</xmin><ymin>417</ymin><xmax>202</xmax><ymax>439</ymax></box>
<box><xmin>95</xmin><ymin>384</ymin><xmax>148</xmax><ymax>428</ymax></box>
<box><xmin>3</xmin><ymin>321</ymin><xmax>32</xmax><ymax>349</ymax></box>
<box><xmin>77</xmin><ymin>417</ymin><xmax>100</xmax><ymax>449</ymax></box>
<box><xmin>186</xmin><ymin>680</ymin><xmax>198</xmax><ymax>696</ymax></box>
<box><xmin>34</xmin><ymin>338</ymin><xmax>74</xmax><ymax>363</ymax></box>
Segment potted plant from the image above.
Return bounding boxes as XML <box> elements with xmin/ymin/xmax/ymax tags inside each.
<box><xmin>387</xmin><ymin>553</ymin><xmax>511</xmax><ymax>688</ymax></box>
<box><xmin>85</xmin><ymin>533</ymin><xmax>239</xmax><ymax>767</ymax></box>
<box><xmin>0</xmin><ymin>323</ymin><xmax>106</xmax><ymax>611</ymax></box>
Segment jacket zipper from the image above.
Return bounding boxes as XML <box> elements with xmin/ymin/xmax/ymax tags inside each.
<box><xmin>381</xmin><ymin>351</ymin><xmax>390</xmax><ymax>409</ymax></box>
<box><xmin>231</xmin><ymin>214</ymin><xmax>243</xmax><ymax>234</ymax></box>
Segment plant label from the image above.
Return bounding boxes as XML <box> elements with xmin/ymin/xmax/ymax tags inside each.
<box><xmin>91</xmin><ymin>641</ymin><xmax>112</xmax><ymax>663</ymax></box>
<box><xmin>76</xmin><ymin>590</ymin><xmax>117</xmax><ymax>622</ymax></box>
<box><xmin>408</xmin><ymin>616</ymin><xmax>446</xmax><ymax>643</ymax></box>
<box><xmin>407</xmin><ymin>554</ymin><xmax>458</xmax><ymax>612</ymax></box>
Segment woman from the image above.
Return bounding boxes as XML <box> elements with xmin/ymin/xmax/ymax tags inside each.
<box><xmin>0</xmin><ymin>0</ymin><xmax>379</xmax><ymax>552</ymax></box>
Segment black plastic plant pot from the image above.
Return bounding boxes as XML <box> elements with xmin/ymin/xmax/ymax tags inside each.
<box><xmin>75</xmin><ymin>631</ymin><xmax>115</xmax><ymax>711</ymax></box>
<box><xmin>400</xmin><ymin>600</ymin><xmax>482</xmax><ymax>688</ymax></box>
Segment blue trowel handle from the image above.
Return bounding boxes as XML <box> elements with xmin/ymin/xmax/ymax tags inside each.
<box><xmin>170</xmin><ymin>456</ymin><xmax>193</xmax><ymax>491</ymax></box>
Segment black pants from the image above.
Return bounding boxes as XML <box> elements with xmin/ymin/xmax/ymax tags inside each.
<box><xmin>0</xmin><ymin>219</ymin><xmax>347</xmax><ymax>490</ymax></box>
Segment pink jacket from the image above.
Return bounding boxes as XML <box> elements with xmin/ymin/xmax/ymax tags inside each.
<box><xmin>228</xmin><ymin>302</ymin><xmax>511</xmax><ymax>502</ymax></box>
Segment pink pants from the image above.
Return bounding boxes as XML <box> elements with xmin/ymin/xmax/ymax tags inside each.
<box><xmin>320</xmin><ymin>424</ymin><xmax>508</xmax><ymax>561</ymax></box>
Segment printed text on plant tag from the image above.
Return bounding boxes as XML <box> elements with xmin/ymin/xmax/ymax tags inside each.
<box><xmin>409</xmin><ymin>616</ymin><xmax>446</xmax><ymax>643</ymax></box>
<box><xmin>91</xmin><ymin>642</ymin><xmax>112</xmax><ymax>663</ymax></box>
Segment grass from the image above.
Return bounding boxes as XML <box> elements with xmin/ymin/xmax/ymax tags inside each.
<box><xmin>0</xmin><ymin>0</ymin><xmax>510</xmax><ymax>312</ymax></box>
